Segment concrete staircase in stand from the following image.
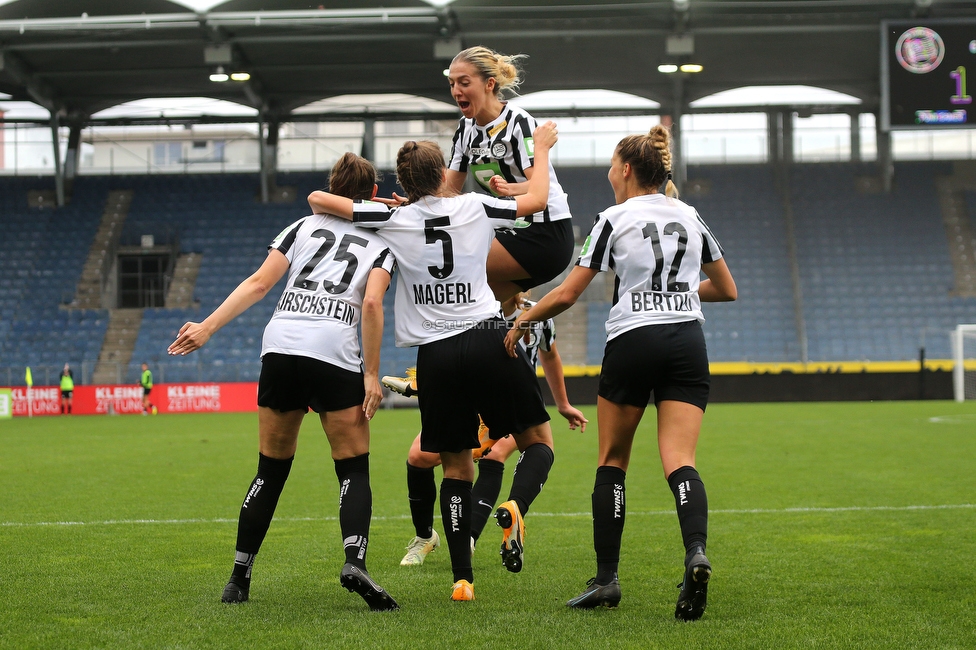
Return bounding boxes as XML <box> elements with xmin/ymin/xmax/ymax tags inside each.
<box><xmin>166</xmin><ymin>252</ymin><xmax>202</xmax><ymax>308</ymax></box>
<box><xmin>73</xmin><ymin>190</ymin><xmax>133</xmax><ymax>309</ymax></box>
<box><xmin>91</xmin><ymin>308</ymin><xmax>143</xmax><ymax>384</ymax></box>
<box><xmin>936</xmin><ymin>163</ymin><xmax>976</xmax><ymax>297</ymax></box>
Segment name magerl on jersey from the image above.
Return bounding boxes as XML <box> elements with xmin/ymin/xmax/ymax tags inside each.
<box><xmin>412</xmin><ymin>282</ymin><xmax>475</xmax><ymax>305</ymax></box>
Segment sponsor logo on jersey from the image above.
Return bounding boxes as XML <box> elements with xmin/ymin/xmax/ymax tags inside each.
<box><xmin>523</xmin><ymin>137</ymin><xmax>535</xmax><ymax>157</ymax></box>
<box><xmin>468</xmin><ymin>146</ymin><xmax>493</xmax><ymax>157</ymax></box>
<box><xmin>630</xmin><ymin>291</ymin><xmax>695</xmax><ymax>313</ymax></box>
<box><xmin>487</xmin><ymin>120</ymin><xmax>507</xmax><ymax>137</ymax></box>
<box><xmin>412</xmin><ymin>282</ymin><xmax>474</xmax><ymax>305</ymax></box>
<box><xmin>580</xmin><ymin>235</ymin><xmax>592</xmax><ymax>256</ymax></box>
<box><xmin>274</xmin><ymin>290</ymin><xmax>356</xmax><ymax>325</ymax></box>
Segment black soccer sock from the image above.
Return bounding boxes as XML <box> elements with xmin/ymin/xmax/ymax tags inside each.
<box><xmin>439</xmin><ymin>478</ymin><xmax>474</xmax><ymax>584</ymax></box>
<box><xmin>506</xmin><ymin>443</ymin><xmax>554</xmax><ymax>516</ymax></box>
<box><xmin>406</xmin><ymin>462</ymin><xmax>437</xmax><ymax>539</ymax></box>
<box><xmin>469</xmin><ymin>459</ymin><xmax>505</xmax><ymax>542</ymax></box>
<box><xmin>592</xmin><ymin>465</ymin><xmax>626</xmax><ymax>583</ymax></box>
<box><xmin>335</xmin><ymin>453</ymin><xmax>371</xmax><ymax>570</ymax></box>
<box><xmin>231</xmin><ymin>453</ymin><xmax>293</xmax><ymax>585</ymax></box>
<box><xmin>667</xmin><ymin>465</ymin><xmax>708</xmax><ymax>555</ymax></box>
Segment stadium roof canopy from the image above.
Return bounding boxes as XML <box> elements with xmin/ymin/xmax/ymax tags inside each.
<box><xmin>1</xmin><ymin>0</ymin><xmax>975</xmax><ymax>124</ymax></box>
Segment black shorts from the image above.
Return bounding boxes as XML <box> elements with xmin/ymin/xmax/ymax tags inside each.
<box><xmin>143</xmin><ymin>387</ymin><xmax>151</xmax><ymax>397</ymax></box>
<box><xmin>61</xmin><ymin>390</ymin><xmax>72</xmax><ymax>399</ymax></box>
<box><xmin>495</xmin><ymin>218</ymin><xmax>575</xmax><ymax>291</ymax></box>
<box><xmin>416</xmin><ymin>319</ymin><xmax>551</xmax><ymax>454</ymax></box>
<box><xmin>598</xmin><ymin>320</ymin><xmax>710</xmax><ymax>411</ymax></box>
<box><xmin>258</xmin><ymin>352</ymin><xmax>365</xmax><ymax>413</ymax></box>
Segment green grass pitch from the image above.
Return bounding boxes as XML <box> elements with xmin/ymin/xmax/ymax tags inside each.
<box><xmin>2</xmin><ymin>401</ymin><xmax>975</xmax><ymax>649</ymax></box>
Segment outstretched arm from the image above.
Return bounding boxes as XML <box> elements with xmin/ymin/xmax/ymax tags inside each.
<box><xmin>361</xmin><ymin>267</ymin><xmax>391</xmax><ymax>420</ymax></box>
<box><xmin>538</xmin><ymin>341</ymin><xmax>588</xmax><ymax>432</ymax></box>
<box><xmin>504</xmin><ymin>265</ymin><xmax>598</xmax><ymax>357</ymax></box>
<box><xmin>168</xmin><ymin>250</ymin><xmax>289</xmax><ymax>356</ymax></box>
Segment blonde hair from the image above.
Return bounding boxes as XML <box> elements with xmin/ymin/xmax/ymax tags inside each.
<box><xmin>452</xmin><ymin>46</ymin><xmax>526</xmax><ymax>98</ymax></box>
<box><xmin>614</xmin><ymin>124</ymin><xmax>679</xmax><ymax>198</ymax></box>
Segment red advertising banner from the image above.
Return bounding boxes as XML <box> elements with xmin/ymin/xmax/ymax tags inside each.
<box><xmin>1</xmin><ymin>383</ymin><xmax>259</xmax><ymax>416</ymax></box>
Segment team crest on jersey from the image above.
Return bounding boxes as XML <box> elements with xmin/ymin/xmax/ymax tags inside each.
<box><xmin>491</xmin><ymin>142</ymin><xmax>508</xmax><ymax>158</ymax></box>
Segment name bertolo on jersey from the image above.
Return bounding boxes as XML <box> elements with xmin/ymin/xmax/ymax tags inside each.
<box><xmin>630</xmin><ymin>291</ymin><xmax>694</xmax><ymax>313</ymax></box>
<box><xmin>412</xmin><ymin>282</ymin><xmax>474</xmax><ymax>305</ymax></box>
<box><xmin>275</xmin><ymin>290</ymin><xmax>355</xmax><ymax>325</ymax></box>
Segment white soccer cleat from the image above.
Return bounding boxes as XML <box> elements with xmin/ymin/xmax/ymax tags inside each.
<box><xmin>382</xmin><ymin>367</ymin><xmax>418</xmax><ymax>398</ymax></box>
<box><xmin>400</xmin><ymin>531</ymin><xmax>440</xmax><ymax>566</ymax></box>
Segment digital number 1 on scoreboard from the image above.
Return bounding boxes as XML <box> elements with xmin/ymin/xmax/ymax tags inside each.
<box><xmin>951</xmin><ymin>66</ymin><xmax>973</xmax><ymax>105</ymax></box>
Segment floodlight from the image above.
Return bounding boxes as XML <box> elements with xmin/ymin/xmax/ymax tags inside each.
<box><xmin>230</xmin><ymin>72</ymin><xmax>251</xmax><ymax>82</ymax></box>
<box><xmin>658</xmin><ymin>64</ymin><xmax>679</xmax><ymax>74</ymax></box>
<box><xmin>680</xmin><ymin>64</ymin><xmax>703</xmax><ymax>73</ymax></box>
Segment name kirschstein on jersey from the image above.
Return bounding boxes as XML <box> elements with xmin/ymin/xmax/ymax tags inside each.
<box><xmin>262</xmin><ymin>214</ymin><xmax>395</xmax><ymax>372</ymax></box>
<box><xmin>577</xmin><ymin>193</ymin><xmax>724</xmax><ymax>341</ymax></box>
<box><xmin>506</xmin><ymin>299</ymin><xmax>555</xmax><ymax>368</ymax></box>
<box><xmin>352</xmin><ymin>194</ymin><xmax>521</xmax><ymax>347</ymax></box>
<box><xmin>449</xmin><ymin>103</ymin><xmax>571</xmax><ymax>224</ymax></box>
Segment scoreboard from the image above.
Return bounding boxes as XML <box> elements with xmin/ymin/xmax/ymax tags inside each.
<box><xmin>883</xmin><ymin>20</ymin><xmax>976</xmax><ymax>130</ymax></box>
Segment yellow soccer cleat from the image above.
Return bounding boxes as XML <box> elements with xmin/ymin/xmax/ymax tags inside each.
<box><xmin>450</xmin><ymin>579</ymin><xmax>475</xmax><ymax>602</ymax></box>
<box><xmin>495</xmin><ymin>500</ymin><xmax>525</xmax><ymax>573</ymax></box>
<box><xmin>472</xmin><ymin>417</ymin><xmax>496</xmax><ymax>461</ymax></box>
<box><xmin>382</xmin><ymin>367</ymin><xmax>418</xmax><ymax>398</ymax></box>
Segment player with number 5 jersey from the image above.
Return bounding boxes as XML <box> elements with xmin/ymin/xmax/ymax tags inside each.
<box><xmin>504</xmin><ymin>125</ymin><xmax>736</xmax><ymax>619</ymax></box>
<box><xmin>307</xmin><ymin>122</ymin><xmax>561</xmax><ymax>603</ymax></box>
<box><xmin>168</xmin><ymin>153</ymin><xmax>399</xmax><ymax>612</ymax></box>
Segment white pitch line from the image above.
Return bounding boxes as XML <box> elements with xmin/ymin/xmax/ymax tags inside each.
<box><xmin>2</xmin><ymin>503</ymin><xmax>974</xmax><ymax>528</ymax></box>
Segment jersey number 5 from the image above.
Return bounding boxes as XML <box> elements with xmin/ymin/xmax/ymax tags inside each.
<box><xmin>293</xmin><ymin>229</ymin><xmax>369</xmax><ymax>294</ymax></box>
<box><xmin>424</xmin><ymin>216</ymin><xmax>455</xmax><ymax>279</ymax></box>
<box><xmin>642</xmin><ymin>222</ymin><xmax>690</xmax><ymax>292</ymax></box>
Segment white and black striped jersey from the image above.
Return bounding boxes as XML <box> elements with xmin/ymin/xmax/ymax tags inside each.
<box><xmin>448</xmin><ymin>103</ymin><xmax>572</xmax><ymax>224</ymax></box>
<box><xmin>577</xmin><ymin>193</ymin><xmax>724</xmax><ymax>341</ymax></box>
<box><xmin>505</xmin><ymin>299</ymin><xmax>555</xmax><ymax>368</ymax></box>
<box><xmin>262</xmin><ymin>214</ymin><xmax>395</xmax><ymax>373</ymax></box>
<box><xmin>352</xmin><ymin>194</ymin><xmax>520</xmax><ymax>347</ymax></box>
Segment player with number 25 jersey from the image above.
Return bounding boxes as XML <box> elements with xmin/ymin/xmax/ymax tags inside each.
<box><xmin>264</xmin><ymin>215</ymin><xmax>394</xmax><ymax>370</ymax></box>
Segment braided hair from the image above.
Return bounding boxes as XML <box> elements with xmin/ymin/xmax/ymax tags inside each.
<box><xmin>614</xmin><ymin>124</ymin><xmax>679</xmax><ymax>198</ymax></box>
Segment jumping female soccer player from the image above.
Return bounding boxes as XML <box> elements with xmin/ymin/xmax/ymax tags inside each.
<box><xmin>504</xmin><ymin>125</ymin><xmax>736</xmax><ymax>620</ymax></box>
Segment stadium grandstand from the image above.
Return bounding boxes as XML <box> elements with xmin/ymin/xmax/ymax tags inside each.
<box><xmin>2</xmin><ymin>0</ymin><xmax>976</xmax><ymax>401</ymax></box>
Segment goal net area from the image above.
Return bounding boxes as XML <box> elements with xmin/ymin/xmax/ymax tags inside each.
<box><xmin>953</xmin><ymin>324</ymin><xmax>976</xmax><ymax>402</ymax></box>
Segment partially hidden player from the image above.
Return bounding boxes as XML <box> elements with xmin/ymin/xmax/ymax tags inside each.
<box><xmin>395</xmin><ymin>292</ymin><xmax>587</xmax><ymax>567</ymax></box>
<box><xmin>504</xmin><ymin>125</ymin><xmax>736</xmax><ymax>619</ymax></box>
<box><xmin>168</xmin><ymin>153</ymin><xmax>399</xmax><ymax>611</ymax></box>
